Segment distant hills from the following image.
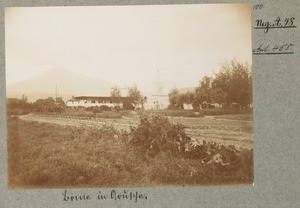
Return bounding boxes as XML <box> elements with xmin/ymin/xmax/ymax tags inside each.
<box><xmin>6</xmin><ymin>68</ymin><xmax>196</xmax><ymax>102</ymax></box>
<box><xmin>6</xmin><ymin>68</ymin><xmax>113</xmax><ymax>102</ymax></box>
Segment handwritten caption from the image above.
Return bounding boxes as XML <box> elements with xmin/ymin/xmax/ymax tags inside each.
<box><xmin>62</xmin><ymin>189</ymin><xmax>148</xmax><ymax>203</ymax></box>
<box><xmin>252</xmin><ymin>4</ymin><xmax>296</xmax><ymax>55</ymax></box>
<box><xmin>253</xmin><ymin>43</ymin><xmax>294</xmax><ymax>55</ymax></box>
<box><xmin>255</xmin><ymin>17</ymin><xmax>296</xmax><ymax>33</ymax></box>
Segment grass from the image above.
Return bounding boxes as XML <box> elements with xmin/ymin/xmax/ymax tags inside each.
<box><xmin>38</xmin><ymin>109</ymin><xmax>132</xmax><ymax>119</ymax></box>
<box><xmin>139</xmin><ymin>109</ymin><xmax>252</xmax><ymax>117</ymax></box>
<box><xmin>7</xmin><ymin>117</ymin><xmax>142</xmax><ymax>188</ymax></box>
<box><xmin>149</xmin><ymin>110</ymin><xmax>203</xmax><ymax>118</ymax></box>
<box><xmin>214</xmin><ymin>114</ymin><xmax>253</xmax><ymax>121</ymax></box>
<box><xmin>95</xmin><ymin>111</ymin><xmax>132</xmax><ymax>119</ymax></box>
<box><xmin>39</xmin><ymin>107</ymin><xmax>252</xmax><ymax>119</ymax></box>
<box><xmin>198</xmin><ymin>108</ymin><xmax>252</xmax><ymax>116</ymax></box>
<box><xmin>7</xmin><ymin>116</ymin><xmax>253</xmax><ymax>189</ymax></box>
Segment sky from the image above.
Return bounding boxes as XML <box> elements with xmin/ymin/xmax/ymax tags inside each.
<box><xmin>5</xmin><ymin>4</ymin><xmax>251</xmax><ymax>93</ymax></box>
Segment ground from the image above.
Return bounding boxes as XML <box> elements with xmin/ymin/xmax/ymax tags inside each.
<box><xmin>19</xmin><ymin>112</ymin><xmax>253</xmax><ymax>149</ymax></box>
<box><xmin>7</xmin><ymin>110</ymin><xmax>253</xmax><ymax>189</ymax></box>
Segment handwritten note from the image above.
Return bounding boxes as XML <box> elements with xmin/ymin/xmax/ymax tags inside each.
<box><xmin>62</xmin><ymin>190</ymin><xmax>148</xmax><ymax>203</ymax></box>
<box><xmin>255</xmin><ymin>17</ymin><xmax>296</xmax><ymax>33</ymax></box>
<box><xmin>252</xmin><ymin>4</ymin><xmax>296</xmax><ymax>55</ymax></box>
<box><xmin>253</xmin><ymin>43</ymin><xmax>294</xmax><ymax>55</ymax></box>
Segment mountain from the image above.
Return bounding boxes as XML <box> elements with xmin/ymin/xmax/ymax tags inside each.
<box><xmin>6</xmin><ymin>68</ymin><xmax>114</xmax><ymax>102</ymax></box>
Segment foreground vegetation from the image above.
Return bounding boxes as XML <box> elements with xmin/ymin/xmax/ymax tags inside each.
<box><xmin>8</xmin><ymin>114</ymin><xmax>253</xmax><ymax>189</ymax></box>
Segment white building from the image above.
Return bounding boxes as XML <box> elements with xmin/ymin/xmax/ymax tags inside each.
<box><xmin>66</xmin><ymin>96</ymin><xmax>127</xmax><ymax>108</ymax></box>
<box><xmin>145</xmin><ymin>70</ymin><xmax>169</xmax><ymax>110</ymax></box>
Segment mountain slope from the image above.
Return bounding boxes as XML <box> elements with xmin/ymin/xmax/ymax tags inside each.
<box><xmin>6</xmin><ymin>68</ymin><xmax>113</xmax><ymax>101</ymax></box>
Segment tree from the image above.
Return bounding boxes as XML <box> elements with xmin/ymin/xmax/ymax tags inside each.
<box><xmin>168</xmin><ymin>87</ymin><xmax>195</xmax><ymax>110</ymax></box>
<box><xmin>168</xmin><ymin>87</ymin><xmax>180</xmax><ymax>109</ymax></box>
<box><xmin>34</xmin><ymin>97</ymin><xmax>56</xmax><ymax>112</ymax></box>
<box><xmin>210</xmin><ymin>87</ymin><xmax>225</xmax><ymax>104</ymax></box>
<box><xmin>55</xmin><ymin>97</ymin><xmax>65</xmax><ymax>106</ymax></box>
<box><xmin>110</xmin><ymin>85</ymin><xmax>121</xmax><ymax>103</ymax></box>
<box><xmin>177</xmin><ymin>93</ymin><xmax>186</xmax><ymax>109</ymax></box>
<box><xmin>44</xmin><ymin>97</ymin><xmax>56</xmax><ymax>107</ymax></box>
<box><xmin>127</xmin><ymin>85</ymin><xmax>145</xmax><ymax>109</ymax></box>
<box><xmin>193</xmin><ymin>76</ymin><xmax>213</xmax><ymax>109</ymax></box>
<box><xmin>6</xmin><ymin>95</ymin><xmax>34</xmax><ymax>115</ymax></box>
<box><xmin>213</xmin><ymin>60</ymin><xmax>252</xmax><ymax>108</ymax></box>
<box><xmin>184</xmin><ymin>91</ymin><xmax>195</xmax><ymax>106</ymax></box>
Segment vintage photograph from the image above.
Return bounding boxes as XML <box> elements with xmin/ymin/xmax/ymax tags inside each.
<box><xmin>5</xmin><ymin>4</ymin><xmax>253</xmax><ymax>188</ymax></box>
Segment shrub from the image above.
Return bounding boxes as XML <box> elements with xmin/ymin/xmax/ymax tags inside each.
<box><xmin>84</xmin><ymin>106</ymin><xmax>93</xmax><ymax>111</ymax></box>
<box><xmin>52</xmin><ymin>106</ymin><xmax>65</xmax><ymax>113</ymax></box>
<box><xmin>128</xmin><ymin>114</ymin><xmax>191</xmax><ymax>157</ymax></box>
<box><xmin>99</xmin><ymin>105</ymin><xmax>111</xmax><ymax>111</ymax></box>
<box><xmin>184</xmin><ymin>137</ymin><xmax>253</xmax><ymax>176</ymax></box>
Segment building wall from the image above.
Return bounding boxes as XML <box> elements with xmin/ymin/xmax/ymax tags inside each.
<box><xmin>145</xmin><ymin>95</ymin><xmax>169</xmax><ymax>110</ymax></box>
<box><xmin>183</xmin><ymin>104</ymin><xmax>193</xmax><ymax>110</ymax></box>
<box><xmin>66</xmin><ymin>99</ymin><xmax>122</xmax><ymax>108</ymax></box>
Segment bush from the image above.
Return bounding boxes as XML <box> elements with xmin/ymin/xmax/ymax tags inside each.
<box><xmin>128</xmin><ymin>114</ymin><xmax>191</xmax><ymax>157</ymax></box>
<box><xmin>52</xmin><ymin>106</ymin><xmax>65</xmax><ymax>113</ymax></box>
<box><xmin>184</xmin><ymin>137</ymin><xmax>253</xmax><ymax>177</ymax></box>
<box><xmin>100</xmin><ymin>105</ymin><xmax>111</xmax><ymax>111</ymax></box>
<box><xmin>123</xmin><ymin>101</ymin><xmax>134</xmax><ymax>110</ymax></box>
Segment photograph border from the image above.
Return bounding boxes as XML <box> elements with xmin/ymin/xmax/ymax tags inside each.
<box><xmin>1</xmin><ymin>0</ymin><xmax>299</xmax><ymax>207</ymax></box>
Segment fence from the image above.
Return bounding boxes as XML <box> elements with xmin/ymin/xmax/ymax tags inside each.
<box><xmin>185</xmin><ymin>124</ymin><xmax>243</xmax><ymax>140</ymax></box>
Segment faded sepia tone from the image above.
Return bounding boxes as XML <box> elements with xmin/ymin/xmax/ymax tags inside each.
<box><xmin>6</xmin><ymin>4</ymin><xmax>253</xmax><ymax>189</ymax></box>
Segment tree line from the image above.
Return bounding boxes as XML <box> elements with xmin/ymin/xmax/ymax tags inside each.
<box><xmin>6</xmin><ymin>84</ymin><xmax>146</xmax><ymax>115</ymax></box>
<box><xmin>7</xmin><ymin>60</ymin><xmax>252</xmax><ymax>114</ymax></box>
<box><xmin>168</xmin><ymin>60</ymin><xmax>252</xmax><ymax>110</ymax></box>
<box><xmin>6</xmin><ymin>96</ymin><xmax>66</xmax><ymax>115</ymax></box>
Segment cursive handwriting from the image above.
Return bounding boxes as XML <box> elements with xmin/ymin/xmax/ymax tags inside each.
<box><xmin>62</xmin><ymin>189</ymin><xmax>148</xmax><ymax>203</ymax></box>
<box><xmin>255</xmin><ymin>17</ymin><xmax>296</xmax><ymax>33</ymax></box>
<box><xmin>253</xmin><ymin>43</ymin><xmax>294</xmax><ymax>55</ymax></box>
<box><xmin>253</xmin><ymin>4</ymin><xmax>263</xmax><ymax>11</ymax></box>
<box><xmin>62</xmin><ymin>190</ymin><xmax>92</xmax><ymax>202</ymax></box>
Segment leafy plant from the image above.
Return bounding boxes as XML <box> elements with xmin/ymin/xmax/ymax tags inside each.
<box><xmin>128</xmin><ymin>114</ymin><xmax>190</xmax><ymax>157</ymax></box>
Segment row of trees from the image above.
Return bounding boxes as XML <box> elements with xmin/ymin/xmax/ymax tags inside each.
<box><xmin>8</xmin><ymin>60</ymin><xmax>251</xmax><ymax>114</ymax></box>
<box><xmin>169</xmin><ymin>60</ymin><xmax>252</xmax><ymax>110</ymax></box>
<box><xmin>7</xmin><ymin>96</ymin><xmax>66</xmax><ymax>115</ymax></box>
<box><xmin>34</xmin><ymin>97</ymin><xmax>65</xmax><ymax>112</ymax></box>
<box><xmin>7</xmin><ymin>85</ymin><xmax>146</xmax><ymax>115</ymax></box>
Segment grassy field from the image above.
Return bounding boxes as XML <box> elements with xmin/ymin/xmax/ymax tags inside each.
<box><xmin>153</xmin><ymin>109</ymin><xmax>252</xmax><ymax>117</ymax></box>
<box><xmin>7</xmin><ymin>115</ymin><xmax>253</xmax><ymax>189</ymax></box>
<box><xmin>42</xmin><ymin>108</ymin><xmax>253</xmax><ymax>119</ymax></box>
<box><xmin>19</xmin><ymin>112</ymin><xmax>253</xmax><ymax>149</ymax></box>
<box><xmin>40</xmin><ymin>108</ymin><xmax>133</xmax><ymax>119</ymax></box>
